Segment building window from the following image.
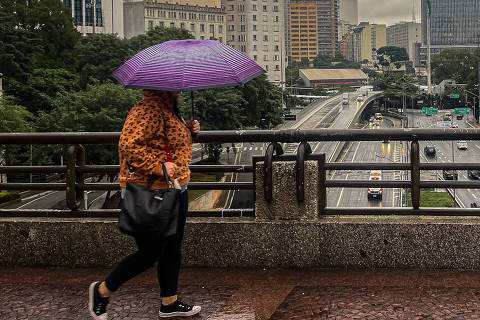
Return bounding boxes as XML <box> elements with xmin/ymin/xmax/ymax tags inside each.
<box><xmin>228</xmin><ymin>5</ymin><xmax>234</xmax><ymax>10</ymax></box>
<box><xmin>209</xmin><ymin>24</ymin><xmax>214</xmax><ymax>33</ymax></box>
<box><xmin>253</xmin><ymin>34</ymin><xmax>257</xmax><ymax>41</ymax></box>
<box><xmin>180</xmin><ymin>22</ymin><xmax>185</xmax><ymax>29</ymax></box>
<box><xmin>253</xmin><ymin>44</ymin><xmax>257</xmax><ymax>51</ymax></box>
<box><xmin>253</xmin><ymin>15</ymin><xmax>257</xmax><ymax>21</ymax></box>
<box><xmin>200</xmin><ymin>24</ymin><xmax>205</xmax><ymax>32</ymax></box>
<box><xmin>241</xmin><ymin>45</ymin><xmax>246</xmax><ymax>52</ymax></box>
<box><xmin>275</xmin><ymin>65</ymin><xmax>280</xmax><ymax>71</ymax></box>
<box><xmin>148</xmin><ymin>20</ymin><xmax>154</xmax><ymax>30</ymax></box>
<box><xmin>274</xmin><ymin>55</ymin><xmax>279</xmax><ymax>61</ymax></box>
<box><xmin>275</xmin><ymin>16</ymin><xmax>279</xmax><ymax>22</ymax></box>
<box><xmin>160</xmin><ymin>21</ymin><xmax>164</xmax><ymax>27</ymax></box>
<box><xmin>170</xmin><ymin>22</ymin><xmax>175</xmax><ymax>28</ymax></box>
<box><xmin>265</xmin><ymin>65</ymin><xmax>269</xmax><ymax>71</ymax></box>
<box><xmin>253</xmin><ymin>4</ymin><xmax>257</xmax><ymax>11</ymax></box>
<box><xmin>274</xmin><ymin>35</ymin><xmax>279</xmax><ymax>42</ymax></box>
<box><xmin>238</xmin><ymin>4</ymin><xmax>245</xmax><ymax>11</ymax></box>
<box><xmin>190</xmin><ymin>23</ymin><xmax>195</xmax><ymax>31</ymax></box>
<box><xmin>230</xmin><ymin>35</ymin><xmax>235</xmax><ymax>41</ymax></box>
<box><xmin>219</xmin><ymin>25</ymin><xmax>223</xmax><ymax>33</ymax></box>
<box><xmin>241</xmin><ymin>25</ymin><xmax>246</xmax><ymax>32</ymax></box>
<box><xmin>273</xmin><ymin>5</ymin><xmax>278</xmax><ymax>12</ymax></box>
<box><xmin>263</xmin><ymin>55</ymin><xmax>268</xmax><ymax>61</ymax></box>
<box><xmin>219</xmin><ymin>37</ymin><xmax>223</xmax><ymax>43</ymax></box>
<box><xmin>228</xmin><ymin>15</ymin><xmax>235</xmax><ymax>21</ymax></box>
<box><xmin>240</xmin><ymin>15</ymin><xmax>245</xmax><ymax>21</ymax></box>
<box><xmin>274</xmin><ymin>45</ymin><xmax>279</xmax><ymax>51</ymax></box>
<box><xmin>253</xmin><ymin>25</ymin><xmax>257</xmax><ymax>31</ymax></box>
<box><xmin>253</xmin><ymin>55</ymin><xmax>258</xmax><ymax>61</ymax></box>
<box><xmin>228</xmin><ymin>25</ymin><xmax>235</xmax><ymax>31</ymax></box>
<box><xmin>263</xmin><ymin>35</ymin><xmax>268</xmax><ymax>41</ymax></box>
<box><xmin>200</xmin><ymin>36</ymin><xmax>205</xmax><ymax>40</ymax></box>
<box><xmin>263</xmin><ymin>5</ymin><xmax>267</xmax><ymax>11</ymax></box>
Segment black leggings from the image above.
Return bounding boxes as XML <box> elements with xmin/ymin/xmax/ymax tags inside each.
<box><xmin>105</xmin><ymin>191</ymin><xmax>188</xmax><ymax>297</ymax></box>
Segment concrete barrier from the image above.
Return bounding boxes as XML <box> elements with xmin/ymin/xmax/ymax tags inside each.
<box><xmin>3</xmin><ymin>216</ymin><xmax>480</xmax><ymax>269</ymax></box>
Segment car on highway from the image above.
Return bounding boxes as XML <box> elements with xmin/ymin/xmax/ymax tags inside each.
<box><xmin>457</xmin><ymin>114</ymin><xmax>464</xmax><ymax>120</ymax></box>
<box><xmin>374</xmin><ymin>113</ymin><xmax>383</xmax><ymax>120</ymax></box>
<box><xmin>369</xmin><ymin>116</ymin><xmax>375</xmax><ymax>122</ymax></box>
<box><xmin>468</xmin><ymin>170</ymin><xmax>480</xmax><ymax>179</ymax></box>
<box><xmin>451</xmin><ymin>123</ymin><xmax>459</xmax><ymax>128</ymax></box>
<box><xmin>357</xmin><ymin>97</ymin><xmax>364</xmax><ymax>103</ymax></box>
<box><xmin>424</xmin><ymin>145</ymin><xmax>436</xmax><ymax>157</ymax></box>
<box><xmin>443</xmin><ymin>170</ymin><xmax>459</xmax><ymax>180</ymax></box>
<box><xmin>457</xmin><ymin>140</ymin><xmax>468</xmax><ymax>149</ymax></box>
<box><xmin>367</xmin><ymin>170</ymin><xmax>383</xmax><ymax>200</ymax></box>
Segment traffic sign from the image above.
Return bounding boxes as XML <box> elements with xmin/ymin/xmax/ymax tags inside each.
<box><xmin>417</xmin><ymin>100</ymin><xmax>424</xmax><ymax>104</ymax></box>
<box><xmin>422</xmin><ymin>107</ymin><xmax>438</xmax><ymax>115</ymax></box>
<box><xmin>450</xmin><ymin>94</ymin><xmax>460</xmax><ymax>99</ymax></box>
<box><xmin>284</xmin><ymin>114</ymin><xmax>297</xmax><ymax>121</ymax></box>
<box><xmin>454</xmin><ymin>108</ymin><xmax>470</xmax><ymax>115</ymax></box>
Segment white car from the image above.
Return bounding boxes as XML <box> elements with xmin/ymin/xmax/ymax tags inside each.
<box><xmin>457</xmin><ymin>141</ymin><xmax>468</xmax><ymax>150</ymax></box>
<box><xmin>367</xmin><ymin>170</ymin><xmax>383</xmax><ymax>200</ymax></box>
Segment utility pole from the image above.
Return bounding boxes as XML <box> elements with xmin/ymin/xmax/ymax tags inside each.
<box><xmin>82</xmin><ymin>0</ymin><xmax>86</xmax><ymax>36</ymax></box>
<box><xmin>92</xmin><ymin>0</ymin><xmax>96</xmax><ymax>34</ymax></box>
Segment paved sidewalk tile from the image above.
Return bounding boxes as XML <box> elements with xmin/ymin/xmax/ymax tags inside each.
<box><xmin>2</xmin><ymin>268</ymin><xmax>480</xmax><ymax>319</ymax></box>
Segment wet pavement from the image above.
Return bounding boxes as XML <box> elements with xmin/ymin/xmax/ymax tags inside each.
<box><xmin>2</xmin><ymin>267</ymin><xmax>480</xmax><ymax>319</ymax></box>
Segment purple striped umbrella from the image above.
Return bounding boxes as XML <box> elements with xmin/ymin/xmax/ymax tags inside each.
<box><xmin>112</xmin><ymin>39</ymin><xmax>265</xmax><ymax>92</ymax></box>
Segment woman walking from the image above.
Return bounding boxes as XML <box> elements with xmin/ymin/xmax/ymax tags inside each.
<box><xmin>88</xmin><ymin>89</ymin><xmax>201</xmax><ymax>319</ymax></box>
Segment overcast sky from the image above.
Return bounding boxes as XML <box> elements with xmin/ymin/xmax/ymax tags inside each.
<box><xmin>358</xmin><ymin>0</ymin><xmax>422</xmax><ymax>26</ymax></box>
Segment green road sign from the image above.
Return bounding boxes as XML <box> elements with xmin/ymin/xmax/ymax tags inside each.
<box><xmin>422</xmin><ymin>107</ymin><xmax>438</xmax><ymax>115</ymax></box>
<box><xmin>450</xmin><ymin>94</ymin><xmax>460</xmax><ymax>99</ymax></box>
<box><xmin>455</xmin><ymin>108</ymin><xmax>470</xmax><ymax>115</ymax></box>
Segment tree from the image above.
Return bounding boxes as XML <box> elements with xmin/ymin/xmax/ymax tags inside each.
<box><xmin>35</xmin><ymin>83</ymin><xmax>142</xmax><ymax>164</ymax></box>
<box><xmin>377</xmin><ymin>46</ymin><xmax>409</xmax><ymax>63</ymax></box>
<box><xmin>431</xmin><ymin>49</ymin><xmax>477</xmax><ymax>84</ymax></box>
<box><xmin>127</xmin><ymin>26</ymin><xmax>193</xmax><ymax>53</ymax></box>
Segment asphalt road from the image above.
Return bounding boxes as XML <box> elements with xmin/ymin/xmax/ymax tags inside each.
<box><xmin>327</xmin><ymin>117</ymin><xmax>397</xmax><ymax>208</ymax></box>
<box><xmin>410</xmin><ymin>111</ymin><xmax>480</xmax><ymax>208</ymax></box>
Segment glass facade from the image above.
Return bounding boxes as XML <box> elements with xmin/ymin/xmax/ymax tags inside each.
<box><xmin>65</xmin><ymin>0</ymin><xmax>103</xmax><ymax>27</ymax></box>
<box><xmin>422</xmin><ymin>0</ymin><xmax>480</xmax><ymax>46</ymax></box>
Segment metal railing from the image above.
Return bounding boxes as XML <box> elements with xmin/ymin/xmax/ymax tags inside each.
<box><xmin>1</xmin><ymin>129</ymin><xmax>480</xmax><ymax>217</ymax></box>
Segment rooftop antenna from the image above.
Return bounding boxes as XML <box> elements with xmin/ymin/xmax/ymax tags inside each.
<box><xmin>412</xmin><ymin>0</ymin><xmax>416</xmax><ymax>22</ymax></box>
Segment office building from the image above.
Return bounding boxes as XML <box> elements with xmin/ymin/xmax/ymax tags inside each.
<box><xmin>288</xmin><ymin>0</ymin><xmax>338</xmax><ymax>62</ymax></box>
<box><xmin>223</xmin><ymin>0</ymin><xmax>286</xmax><ymax>84</ymax></box>
<box><xmin>387</xmin><ymin>22</ymin><xmax>422</xmax><ymax>63</ymax></box>
<box><xmin>124</xmin><ymin>0</ymin><xmax>226</xmax><ymax>43</ymax></box>
<box><xmin>418</xmin><ymin>0</ymin><xmax>480</xmax><ymax>66</ymax></box>
<box><xmin>338</xmin><ymin>0</ymin><xmax>357</xmax><ymax>41</ymax></box>
<box><xmin>347</xmin><ymin>22</ymin><xmax>386</xmax><ymax>63</ymax></box>
<box><xmin>63</xmin><ymin>0</ymin><xmax>124</xmax><ymax>37</ymax></box>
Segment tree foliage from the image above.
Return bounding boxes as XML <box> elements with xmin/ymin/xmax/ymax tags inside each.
<box><xmin>431</xmin><ymin>49</ymin><xmax>478</xmax><ymax>84</ymax></box>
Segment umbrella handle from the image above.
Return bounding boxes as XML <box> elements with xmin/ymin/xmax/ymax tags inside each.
<box><xmin>191</xmin><ymin>91</ymin><xmax>195</xmax><ymax>119</ymax></box>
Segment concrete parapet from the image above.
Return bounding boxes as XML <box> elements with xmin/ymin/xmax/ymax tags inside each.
<box><xmin>3</xmin><ymin>216</ymin><xmax>480</xmax><ymax>269</ymax></box>
<box><xmin>255</xmin><ymin>161</ymin><xmax>320</xmax><ymax>221</ymax></box>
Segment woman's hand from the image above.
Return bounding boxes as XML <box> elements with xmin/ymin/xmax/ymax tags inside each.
<box><xmin>155</xmin><ymin>162</ymin><xmax>177</xmax><ymax>178</ymax></box>
<box><xmin>187</xmin><ymin>117</ymin><xmax>200</xmax><ymax>134</ymax></box>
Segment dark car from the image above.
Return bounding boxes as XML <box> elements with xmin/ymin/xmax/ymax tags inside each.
<box><xmin>457</xmin><ymin>114</ymin><xmax>464</xmax><ymax>120</ymax></box>
<box><xmin>468</xmin><ymin>170</ymin><xmax>480</xmax><ymax>179</ymax></box>
<box><xmin>443</xmin><ymin>170</ymin><xmax>459</xmax><ymax>180</ymax></box>
<box><xmin>424</xmin><ymin>146</ymin><xmax>436</xmax><ymax>157</ymax></box>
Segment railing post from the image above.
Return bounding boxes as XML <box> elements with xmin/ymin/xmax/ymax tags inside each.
<box><xmin>317</xmin><ymin>153</ymin><xmax>326</xmax><ymax>215</ymax></box>
<box><xmin>66</xmin><ymin>144</ymin><xmax>85</xmax><ymax>210</ymax></box>
<box><xmin>264</xmin><ymin>142</ymin><xmax>283</xmax><ymax>202</ymax></box>
<box><xmin>296</xmin><ymin>142</ymin><xmax>312</xmax><ymax>202</ymax></box>
<box><xmin>411</xmin><ymin>139</ymin><xmax>420</xmax><ymax>209</ymax></box>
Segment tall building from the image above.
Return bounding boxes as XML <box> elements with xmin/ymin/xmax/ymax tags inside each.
<box><xmin>288</xmin><ymin>0</ymin><xmax>338</xmax><ymax>62</ymax></box>
<box><xmin>418</xmin><ymin>0</ymin><xmax>480</xmax><ymax>66</ymax></box>
<box><xmin>124</xmin><ymin>0</ymin><xmax>226</xmax><ymax>43</ymax></box>
<box><xmin>62</xmin><ymin>0</ymin><xmax>124</xmax><ymax>37</ymax></box>
<box><xmin>223</xmin><ymin>0</ymin><xmax>286</xmax><ymax>84</ymax></box>
<box><xmin>338</xmin><ymin>0</ymin><xmax>357</xmax><ymax>41</ymax></box>
<box><xmin>387</xmin><ymin>22</ymin><xmax>421</xmax><ymax>63</ymax></box>
<box><xmin>348</xmin><ymin>22</ymin><xmax>386</xmax><ymax>63</ymax></box>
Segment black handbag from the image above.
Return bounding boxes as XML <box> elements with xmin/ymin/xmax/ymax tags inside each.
<box><xmin>118</xmin><ymin>164</ymin><xmax>180</xmax><ymax>237</ymax></box>
<box><xmin>118</xmin><ymin>113</ymin><xmax>180</xmax><ymax>237</ymax></box>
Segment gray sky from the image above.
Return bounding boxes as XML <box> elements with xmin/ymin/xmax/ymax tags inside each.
<box><xmin>358</xmin><ymin>0</ymin><xmax>422</xmax><ymax>26</ymax></box>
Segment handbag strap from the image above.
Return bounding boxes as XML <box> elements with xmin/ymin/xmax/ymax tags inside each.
<box><xmin>160</xmin><ymin>113</ymin><xmax>173</xmax><ymax>163</ymax></box>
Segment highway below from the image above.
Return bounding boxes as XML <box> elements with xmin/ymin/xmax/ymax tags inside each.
<box><xmin>409</xmin><ymin>111</ymin><xmax>480</xmax><ymax>208</ymax></box>
<box><xmin>327</xmin><ymin>117</ymin><xmax>398</xmax><ymax>208</ymax></box>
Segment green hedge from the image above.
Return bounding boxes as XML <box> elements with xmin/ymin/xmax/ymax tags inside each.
<box><xmin>0</xmin><ymin>191</ymin><xmax>21</xmax><ymax>204</ymax></box>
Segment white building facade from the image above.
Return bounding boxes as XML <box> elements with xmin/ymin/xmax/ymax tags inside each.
<box><xmin>386</xmin><ymin>21</ymin><xmax>422</xmax><ymax>63</ymax></box>
<box><xmin>62</xmin><ymin>0</ymin><xmax>124</xmax><ymax>37</ymax></box>
<box><xmin>222</xmin><ymin>0</ymin><xmax>286</xmax><ymax>84</ymax></box>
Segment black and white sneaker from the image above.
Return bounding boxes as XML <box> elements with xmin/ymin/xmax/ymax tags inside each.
<box><xmin>158</xmin><ymin>300</ymin><xmax>201</xmax><ymax>318</ymax></box>
<box><xmin>88</xmin><ymin>281</ymin><xmax>109</xmax><ymax>320</ymax></box>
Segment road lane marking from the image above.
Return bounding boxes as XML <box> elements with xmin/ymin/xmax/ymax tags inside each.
<box><xmin>17</xmin><ymin>191</ymin><xmax>61</xmax><ymax>209</ymax></box>
<box><xmin>336</xmin><ymin>142</ymin><xmax>362</xmax><ymax>207</ymax></box>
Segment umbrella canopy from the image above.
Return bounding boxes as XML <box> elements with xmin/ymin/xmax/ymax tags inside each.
<box><xmin>112</xmin><ymin>39</ymin><xmax>265</xmax><ymax>92</ymax></box>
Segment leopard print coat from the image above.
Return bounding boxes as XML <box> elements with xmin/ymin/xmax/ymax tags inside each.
<box><xmin>119</xmin><ymin>90</ymin><xmax>193</xmax><ymax>189</ymax></box>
